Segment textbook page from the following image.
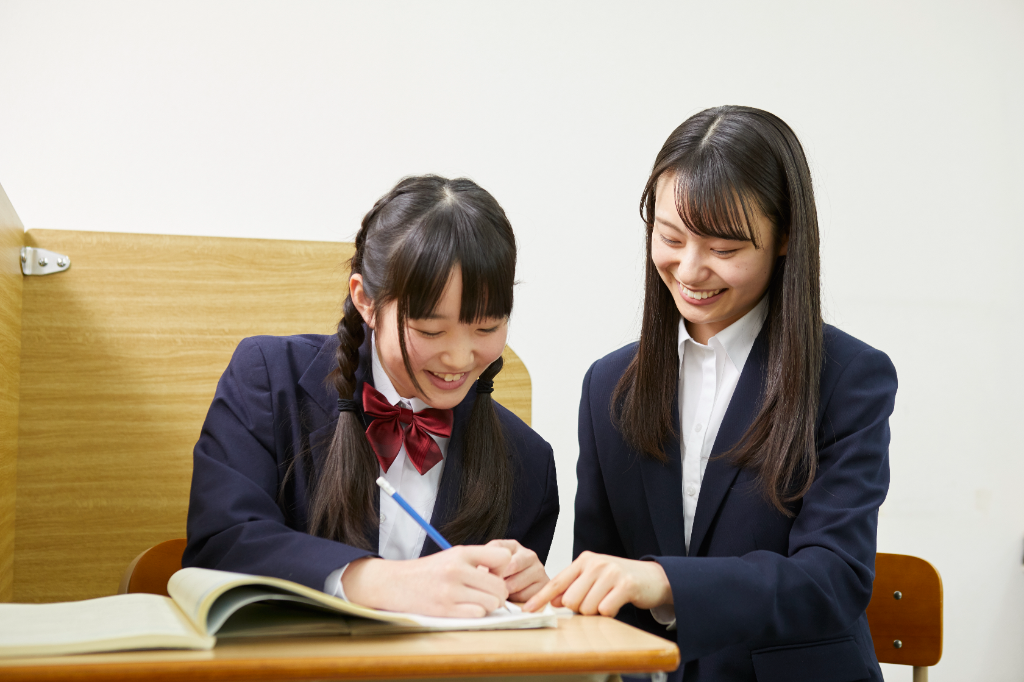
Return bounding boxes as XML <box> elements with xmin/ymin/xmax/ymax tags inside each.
<box><xmin>214</xmin><ymin>602</ymin><xmax>357</xmax><ymax>638</ymax></box>
<box><xmin>168</xmin><ymin>567</ymin><xmax>417</xmax><ymax>635</ymax></box>
<box><xmin>0</xmin><ymin>594</ymin><xmax>214</xmax><ymax>657</ymax></box>
<box><xmin>168</xmin><ymin>567</ymin><xmax>557</xmax><ymax>636</ymax></box>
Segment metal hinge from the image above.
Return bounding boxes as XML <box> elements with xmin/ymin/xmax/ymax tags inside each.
<box><xmin>21</xmin><ymin>247</ymin><xmax>71</xmax><ymax>276</ymax></box>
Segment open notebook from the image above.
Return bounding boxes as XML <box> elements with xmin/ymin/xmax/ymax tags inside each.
<box><xmin>0</xmin><ymin>567</ymin><xmax>559</xmax><ymax>658</ymax></box>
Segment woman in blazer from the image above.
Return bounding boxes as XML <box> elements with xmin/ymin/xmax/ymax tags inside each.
<box><xmin>185</xmin><ymin>175</ymin><xmax>559</xmax><ymax>617</ymax></box>
<box><xmin>527</xmin><ymin>107</ymin><xmax>896</xmax><ymax>682</ymax></box>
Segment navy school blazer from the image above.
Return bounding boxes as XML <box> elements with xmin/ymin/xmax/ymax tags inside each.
<box><xmin>184</xmin><ymin>332</ymin><xmax>559</xmax><ymax>590</ymax></box>
<box><xmin>576</xmin><ymin>324</ymin><xmax>896</xmax><ymax>682</ymax></box>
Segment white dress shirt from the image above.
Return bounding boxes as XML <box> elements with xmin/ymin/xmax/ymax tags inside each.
<box><xmin>651</xmin><ymin>296</ymin><xmax>767</xmax><ymax>626</ymax></box>
<box><xmin>324</xmin><ymin>334</ymin><xmax>449</xmax><ymax>597</ymax></box>
<box><xmin>678</xmin><ymin>296</ymin><xmax>767</xmax><ymax>553</ymax></box>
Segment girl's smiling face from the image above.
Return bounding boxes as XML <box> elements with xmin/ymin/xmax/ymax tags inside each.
<box><xmin>351</xmin><ymin>266</ymin><xmax>508</xmax><ymax>410</ymax></box>
<box><xmin>651</xmin><ymin>173</ymin><xmax>788</xmax><ymax>344</ymax></box>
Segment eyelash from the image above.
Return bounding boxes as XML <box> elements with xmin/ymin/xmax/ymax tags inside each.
<box><xmin>660</xmin><ymin>234</ymin><xmax>737</xmax><ymax>256</ymax></box>
<box><xmin>413</xmin><ymin>325</ymin><xmax>501</xmax><ymax>337</ymax></box>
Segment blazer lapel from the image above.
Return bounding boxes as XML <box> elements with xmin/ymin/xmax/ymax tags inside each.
<box><xmin>420</xmin><ymin>395</ymin><xmax>472</xmax><ymax>556</ymax></box>
<box><xmin>640</xmin><ymin>392</ymin><xmax>687</xmax><ymax>558</ymax></box>
<box><xmin>687</xmin><ymin>326</ymin><xmax>769</xmax><ymax>557</ymax></box>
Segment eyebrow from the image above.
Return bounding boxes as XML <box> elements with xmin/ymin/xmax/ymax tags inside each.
<box><xmin>655</xmin><ymin>216</ymin><xmax>691</xmax><ymax>235</ymax></box>
<box><xmin>655</xmin><ymin>216</ymin><xmax>684</xmax><ymax>231</ymax></box>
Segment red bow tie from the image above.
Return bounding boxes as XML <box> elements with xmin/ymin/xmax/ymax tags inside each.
<box><xmin>361</xmin><ymin>383</ymin><xmax>453</xmax><ymax>475</ymax></box>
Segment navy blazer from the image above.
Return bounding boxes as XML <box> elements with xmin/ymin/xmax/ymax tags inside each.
<box><xmin>184</xmin><ymin>332</ymin><xmax>559</xmax><ymax>591</ymax></box>
<box><xmin>576</xmin><ymin>324</ymin><xmax>896</xmax><ymax>682</ymax></box>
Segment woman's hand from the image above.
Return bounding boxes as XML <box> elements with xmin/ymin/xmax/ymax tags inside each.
<box><xmin>341</xmin><ymin>545</ymin><xmax>512</xmax><ymax>618</ymax></box>
<box><xmin>523</xmin><ymin>551</ymin><xmax>673</xmax><ymax>617</ymax></box>
<box><xmin>486</xmin><ymin>539</ymin><xmax>549</xmax><ymax>602</ymax></box>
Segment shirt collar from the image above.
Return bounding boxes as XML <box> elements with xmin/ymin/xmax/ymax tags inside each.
<box><xmin>677</xmin><ymin>295</ymin><xmax>768</xmax><ymax>374</ymax></box>
<box><xmin>370</xmin><ymin>332</ymin><xmax>433</xmax><ymax>412</ymax></box>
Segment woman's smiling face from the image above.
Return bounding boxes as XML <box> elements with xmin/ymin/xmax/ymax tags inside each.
<box><xmin>651</xmin><ymin>173</ymin><xmax>787</xmax><ymax>344</ymax></box>
<box><xmin>351</xmin><ymin>265</ymin><xmax>508</xmax><ymax>409</ymax></box>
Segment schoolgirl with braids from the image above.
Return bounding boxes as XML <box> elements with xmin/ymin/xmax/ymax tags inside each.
<box><xmin>527</xmin><ymin>107</ymin><xmax>897</xmax><ymax>681</ymax></box>
<box><xmin>185</xmin><ymin>175</ymin><xmax>558</xmax><ymax>617</ymax></box>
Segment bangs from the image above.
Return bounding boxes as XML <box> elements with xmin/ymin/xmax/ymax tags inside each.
<box><xmin>672</xmin><ymin>163</ymin><xmax>762</xmax><ymax>249</ymax></box>
<box><xmin>390</xmin><ymin>201</ymin><xmax>515</xmax><ymax>323</ymax></box>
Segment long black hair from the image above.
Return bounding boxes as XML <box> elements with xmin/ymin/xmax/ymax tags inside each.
<box><xmin>307</xmin><ymin>175</ymin><xmax>516</xmax><ymax>548</ymax></box>
<box><xmin>613</xmin><ymin>105</ymin><xmax>823</xmax><ymax>514</ymax></box>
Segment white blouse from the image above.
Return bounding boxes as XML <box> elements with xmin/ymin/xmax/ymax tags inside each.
<box><xmin>677</xmin><ymin>296</ymin><xmax>767</xmax><ymax>552</ymax></box>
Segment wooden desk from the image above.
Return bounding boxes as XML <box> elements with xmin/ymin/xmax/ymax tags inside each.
<box><xmin>0</xmin><ymin>615</ymin><xmax>679</xmax><ymax>681</ymax></box>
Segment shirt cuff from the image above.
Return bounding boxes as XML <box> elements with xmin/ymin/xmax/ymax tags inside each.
<box><xmin>650</xmin><ymin>603</ymin><xmax>677</xmax><ymax>629</ymax></box>
<box><xmin>324</xmin><ymin>564</ymin><xmax>350</xmax><ymax>600</ymax></box>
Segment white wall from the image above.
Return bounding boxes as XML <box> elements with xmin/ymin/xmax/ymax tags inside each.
<box><xmin>1</xmin><ymin>1</ymin><xmax>1021</xmax><ymax>679</ymax></box>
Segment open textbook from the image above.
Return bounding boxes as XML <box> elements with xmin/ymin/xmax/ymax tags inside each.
<box><xmin>0</xmin><ymin>566</ymin><xmax>559</xmax><ymax>658</ymax></box>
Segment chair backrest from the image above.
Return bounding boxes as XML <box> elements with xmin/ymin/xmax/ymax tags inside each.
<box><xmin>118</xmin><ymin>538</ymin><xmax>187</xmax><ymax>597</ymax></box>
<box><xmin>8</xmin><ymin>229</ymin><xmax>532</xmax><ymax>603</ymax></box>
<box><xmin>866</xmin><ymin>553</ymin><xmax>943</xmax><ymax>668</ymax></box>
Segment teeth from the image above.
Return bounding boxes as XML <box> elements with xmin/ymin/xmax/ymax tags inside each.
<box><xmin>433</xmin><ymin>372</ymin><xmax>464</xmax><ymax>382</ymax></box>
<box><xmin>682</xmin><ymin>286</ymin><xmax>721</xmax><ymax>301</ymax></box>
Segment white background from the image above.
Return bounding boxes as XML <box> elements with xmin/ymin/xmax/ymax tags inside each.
<box><xmin>1</xmin><ymin>1</ymin><xmax>1022</xmax><ymax>679</ymax></box>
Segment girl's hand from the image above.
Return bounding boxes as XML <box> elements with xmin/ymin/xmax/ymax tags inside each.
<box><xmin>341</xmin><ymin>545</ymin><xmax>512</xmax><ymax>618</ymax></box>
<box><xmin>485</xmin><ymin>539</ymin><xmax>549</xmax><ymax>602</ymax></box>
<box><xmin>522</xmin><ymin>551</ymin><xmax>673</xmax><ymax>617</ymax></box>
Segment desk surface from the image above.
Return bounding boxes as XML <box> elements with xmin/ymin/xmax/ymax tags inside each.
<box><xmin>0</xmin><ymin>615</ymin><xmax>679</xmax><ymax>682</ymax></box>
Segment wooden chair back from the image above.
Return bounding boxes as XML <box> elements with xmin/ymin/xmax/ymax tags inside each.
<box><xmin>118</xmin><ymin>538</ymin><xmax>187</xmax><ymax>597</ymax></box>
<box><xmin>6</xmin><ymin>229</ymin><xmax>532</xmax><ymax>603</ymax></box>
<box><xmin>866</xmin><ymin>553</ymin><xmax>943</xmax><ymax>680</ymax></box>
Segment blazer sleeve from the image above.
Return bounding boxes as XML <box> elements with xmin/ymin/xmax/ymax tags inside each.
<box><xmin>183</xmin><ymin>337</ymin><xmax>373</xmax><ymax>590</ymax></box>
<box><xmin>518</xmin><ymin>439</ymin><xmax>560</xmax><ymax>564</ymax></box>
<box><xmin>653</xmin><ymin>346</ymin><xmax>897</xmax><ymax>662</ymax></box>
<box><xmin>574</xmin><ymin>363</ymin><xmax>628</xmax><ymax>558</ymax></box>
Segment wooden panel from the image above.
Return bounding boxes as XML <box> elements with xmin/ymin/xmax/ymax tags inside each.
<box><xmin>0</xmin><ymin>614</ymin><xmax>679</xmax><ymax>681</ymax></box>
<box><xmin>866</xmin><ymin>553</ymin><xmax>943</xmax><ymax>667</ymax></box>
<box><xmin>15</xmin><ymin>230</ymin><xmax>531</xmax><ymax>603</ymax></box>
<box><xmin>0</xmin><ymin>182</ymin><xmax>25</xmax><ymax>603</ymax></box>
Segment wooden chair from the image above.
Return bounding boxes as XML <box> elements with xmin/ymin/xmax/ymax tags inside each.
<box><xmin>866</xmin><ymin>553</ymin><xmax>943</xmax><ymax>682</ymax></box>
<box><xmin>117</xmin><ymin>538</ymin><xmax>187</xmax><ymax>597</ymax></box>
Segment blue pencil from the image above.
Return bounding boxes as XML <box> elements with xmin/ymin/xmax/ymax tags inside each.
<box><xmin>376</xmin><ymin>476</ymin><xmax>453</xmax><ymax>550</ymax></box>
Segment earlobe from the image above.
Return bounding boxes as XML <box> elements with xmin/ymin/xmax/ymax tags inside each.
<box><xmin>349</xmin><ymin>274</ymin><xmax>376</xmax><ymax>329</ymax></box>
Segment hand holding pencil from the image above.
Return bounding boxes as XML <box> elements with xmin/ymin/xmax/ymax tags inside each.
<box><xmin>329</xmin><ymin>478</ymin><xmax>506</xmax><ymax>618</ymax></box>
<box><xmin>341</xmin><ymin>542</ymin><xmax>512</xmax><ymax>618</ymax></box>
<box><xmin>376</xmin><ymin>477</ymin><xmax>550</xmax><ymax>603</ymax></box>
